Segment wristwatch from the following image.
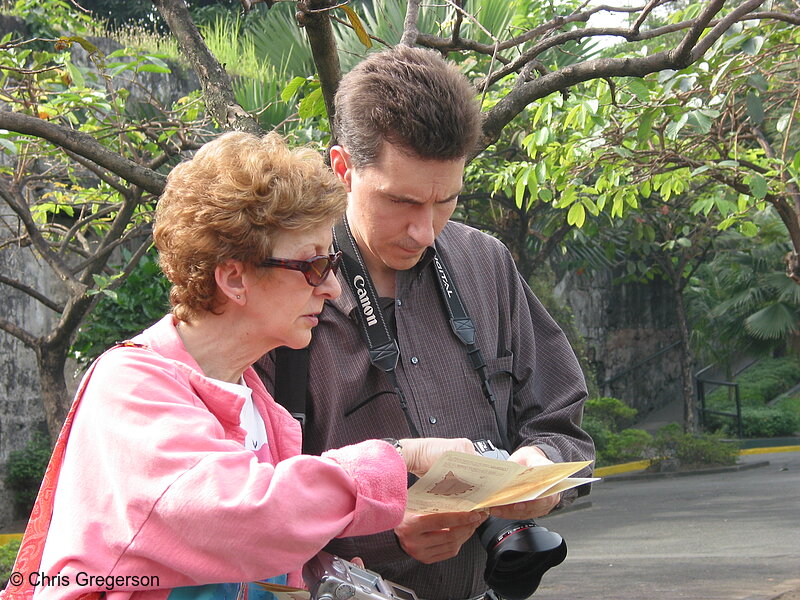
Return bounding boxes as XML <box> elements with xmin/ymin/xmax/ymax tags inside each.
<box><xmin>382</xmin><ymin>437</ymin><xmax>404</xmax><ymax>460</ymax></box>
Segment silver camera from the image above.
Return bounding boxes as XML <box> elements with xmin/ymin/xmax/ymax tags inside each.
<box><xmin>303</xmin><ymin>552</ymin><xmax>418</xmax><ymax>600</ymax></box>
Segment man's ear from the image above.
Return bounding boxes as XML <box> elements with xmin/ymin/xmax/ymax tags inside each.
<box><xmin>215</xmin><ymin>259</ymin><xmax>247</xmax><ymax>305</ymax></box>
<box><xmin>330</xmin><ymin>145</ymin><xmax>353</xmax><ymax>190</ymax></box>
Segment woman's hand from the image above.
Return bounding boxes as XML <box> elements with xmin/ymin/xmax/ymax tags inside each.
<box><xmin>398</xmin><ymin>437</ymin><xmax>475</xmax><ymax>476</ymax></box>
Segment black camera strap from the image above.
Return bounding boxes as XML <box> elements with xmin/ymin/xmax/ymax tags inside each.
<box><xmin>430</xmin><ymin>253</ymin><xmax>511</xmax><ymax>452</ymax></box>
<box><xmin>332</xmin><ymin>218</ymin><xmax>421</xmax><ymax>438</ymax></box>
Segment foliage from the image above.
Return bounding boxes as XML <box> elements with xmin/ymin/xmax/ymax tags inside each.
<box><xmin>3</xmin><ymin>431</ymin><xmax>50</xmax><ymax>517</ymax></box>
<box><xmin>584</xmin><ymin>397</ymin><xmax>637</xmax><ymax>431</ymax></box>
<box><xmin>584</xmin><ymin>399</ymin><xmax>742</xmax><ymax>468</ymax></box>
<box><xmin>603</xmin><ymin>428</ymin><xmax>654</xmax><ymax>465</ymax></box>
<box><xmin>71</xmin><ymin>249</ymin><xmax>170</xmax><ymax>366</ymax></box>
<box><xmin>584</xmin><ymin>397</ymin><xmax>644</xmax><ymax>466</ymax></box>
<box><xmin>0</xmin><ymin>538</ymin><xmax>21</xmax><ymax>588</ymax></box>
<box><xmin>705</xmin><ymin>357</ymin><xmax>800</xmax><ymax>407</ymax></box>
<box><xmin>650</xmin><ymin>423</ymin><xmax>739</xmax><ymax>470</ymax></box>
<box><xmin>776</xmin><ymin>394</ymin><xmax>800</xmax><ymax>428</ymax></box>
<box><xmin>733</xmin><ymin>406</ymin><xmax>798</xmax><ymax>438</ymax></box>
<box><xmin>702</xmin><ymin>356</ymin><xmax>800</xmax><ymax>437</ymax></box>
<box><xmin>686</xmin><ymin>211</ymin><xmax>800</xmax><ymax>369</ymax></box>
<box><xmin>3</xmin><ymin>0</ymin><xmax>95</xmax><ymax>38</ymax></box>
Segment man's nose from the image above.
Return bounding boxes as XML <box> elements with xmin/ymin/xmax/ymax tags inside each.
<box><xmin>408</xmin><ymin>207</ymin><xmax>436</xmax><ymax>247</ymax></box>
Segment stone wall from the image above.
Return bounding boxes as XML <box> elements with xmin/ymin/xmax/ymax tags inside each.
<box><xmin>556</xmin><ymin>268</ymin><xmax>684</xmax><ymax>419</ymax></box>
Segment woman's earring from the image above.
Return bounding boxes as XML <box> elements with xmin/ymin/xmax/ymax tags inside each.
<box><xmin>236</xmin><ymin>295</ymin><xmax>241</xmax><ymax>299</ymax></box>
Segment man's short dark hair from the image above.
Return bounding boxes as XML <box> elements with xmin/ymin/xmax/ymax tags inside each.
<box><xmin>334</xmin><ymin>45</ymin><xmax>482</xmax><ymax>168</ymax></box>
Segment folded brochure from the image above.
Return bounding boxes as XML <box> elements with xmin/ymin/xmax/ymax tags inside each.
<box><xmin>407</xmin><ymin>451</ymin><xmax>598</xmax><ymax>514</ymax></box>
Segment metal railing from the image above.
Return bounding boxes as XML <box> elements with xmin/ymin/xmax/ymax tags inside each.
<box><xmin>695</xmin><ymin>364</ymin><xmax>743</xmax><ymax>438</ymax></box>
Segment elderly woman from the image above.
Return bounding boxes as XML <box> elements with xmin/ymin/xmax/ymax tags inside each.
<box><xmin>12</xmin><ymin>133</ymin><xmax>477</xmax><ymax>600</ymax></box>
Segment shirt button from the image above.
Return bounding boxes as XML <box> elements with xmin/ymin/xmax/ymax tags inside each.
<box><xmin>410</xmin><ymin>356</ymin><xmax>419</xmax><ymax>365</ymax></box>
<box><xmin>429</xmin><ymin>416</ymin><xmax>437</xmax><ymax>424</ymax></box>
<box><xmin>396</xmin><ymin>298</ymin><xmax>403</xmax><ymax>307</ymax></box>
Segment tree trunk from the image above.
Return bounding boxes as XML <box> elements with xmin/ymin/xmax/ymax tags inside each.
<box><xmin>37</xmin><ymin>342</ymin><xmax>71</xmax><ymax>443</ymax></box>
<box><xmin>672</xmin><ymin>287</ymin><xmax>696</xmax><ymax>433</ymax></box>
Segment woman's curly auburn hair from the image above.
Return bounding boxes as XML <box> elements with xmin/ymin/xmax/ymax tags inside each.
<box><xmin>154</xmin><ymin>132</ymin><xmax>347</xmax><ymax>322</ymax></box>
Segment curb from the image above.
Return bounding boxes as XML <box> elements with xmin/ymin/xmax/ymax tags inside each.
<box><xmin>601</xmin><ymin>459</ymin><xmax>770</xmax><ymax>482</ymax></box>
<box><xmin>594</xmin><ymin>444</ymin><xmax>799</xmax><ymax>479</ymax></box>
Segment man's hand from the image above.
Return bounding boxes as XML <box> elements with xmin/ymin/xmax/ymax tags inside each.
<box><xmin>488</xmin><ymin>445</ymin><xmax>561</xmax><ymax>520</ymax></box>
<box><xmin>394</xmin><ymin>511</ymin><xmax>488</xmax><ymax>564</ymax></box>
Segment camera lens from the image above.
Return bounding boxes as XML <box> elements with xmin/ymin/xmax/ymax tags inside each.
<box><xmin>478</xmin><ymin>518</ymin><xmax>567</xmax><ymax>600</ymax></box>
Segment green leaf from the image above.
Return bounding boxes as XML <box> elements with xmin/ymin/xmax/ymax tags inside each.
<box><xmin>776</xmin><ymin>113</ymin><xmax>791</xmax><ymax>133</ymax></box>
<box><xmin>745</xmin><ymin>304</ymin><xmax>798</xmax><ymax>340</ymax></box>
<box><xmin>136</xmin><ymin>64</ymin><xmax>171</xmax><ymax>74</ymax></box>
<box><xmin>749</xmin><ymin>174</ymin><xmax>768</xmax><ymax>199</ymax></box>
<box><xmin>739</xmin><ymin>221</ymin><xmax>759</xmax><ymax>237</ymax></box>
<box><xmin>665</xmin><ymin>113</ymin><xmax>688</xmax><ymax>140</ymax></box>
<box><xmin>747</xmin><ymin>72</ymin><xmax>769</xmax><ymax>92</ymax></box>
<box><xmin>628</xmin><ymin>79</ymin><xmax>650</xmax><ymax>102</ymax></box>
<box><xmin>746</xmin><ymin>91</ymin><xmax>764</xmax><ymax>125</ymax></box>
<box><xmin>534</xmin><ymin>126</ymin><xmax>550</xmax><ymax>146</ymax></box>
<box><xmin>637</xmin><ymin>110</ymin><xmax>656</xmax><ymax>144</ymax></box>
<box><xmin>298</xmin><ymin>87</ymin><xmax>326</xmax><ymax>119</ymax></box>
<box><xmin>688</xmin><ymin>110</ymin><xmax>712</xmax><ymax>134</ymax></box>
<box><xmin>567</xmin><ymin>202</ymin><xmax>586</xmax><ymax>227</ymax></box>
<box><xmin>66</xmin><ymin>61</ymin><xmax>85</xmax><ymax>88</ymax></box>
<box><xmin>281</xmin><ymin>77</ymin><xmax>306</xmax><ymax>103</ymax></box>
<box><xmin>0</xmin><ymin>138</ymin><xmax>17</xmax><ymax>154</ymax></box>
<box><xmin>690</xmin><ymin>165</ymin><xmax>711</xmax><ymax>176</ymax></box>
<box><xmin>676</xmin><ymin>237</ymin><xmax>692</xmax><ymax>248</ymax></box>
<box><xmin>741</xmin><ymin>36</ymin><xmax>764</xmax><ymax>56</ymax></box>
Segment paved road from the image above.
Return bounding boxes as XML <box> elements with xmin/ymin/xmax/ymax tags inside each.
<box><xmin>529</xmin><ymin>451</ymin><xmax>800</xmax><ymax>600</ymax></box>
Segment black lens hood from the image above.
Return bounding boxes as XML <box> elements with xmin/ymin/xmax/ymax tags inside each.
<box><xmin>479</xmin><ymin>518</ymin><xmax>567</xmax><ymax>600</ymax></box>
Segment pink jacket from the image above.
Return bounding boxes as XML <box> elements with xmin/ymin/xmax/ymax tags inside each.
<box><xmin>29</xmin><ymin>315</ymin><xmax>407</xmax><ymax>600</ymax></box>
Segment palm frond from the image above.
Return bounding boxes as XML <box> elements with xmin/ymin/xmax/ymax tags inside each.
<box><xmin>744</xmin><ymin>303</ymin><xmax>800</xmax><ymax>340</ymax></box>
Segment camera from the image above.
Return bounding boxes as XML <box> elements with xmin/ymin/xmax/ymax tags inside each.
<box><xmin>303</xmin><ymin>551</ymin><xmax>418</xmax><ymax>600</ymax></box>
<box><xmin>473</xmin><ymin>439</ymin><xmax>568</xmax><ymax>600</ymax></box>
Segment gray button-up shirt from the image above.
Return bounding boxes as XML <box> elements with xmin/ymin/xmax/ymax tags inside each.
<box><xmin>257</xmin><ymin>221</ymin><xmax>594</xmax><ymax>600</ymax></box>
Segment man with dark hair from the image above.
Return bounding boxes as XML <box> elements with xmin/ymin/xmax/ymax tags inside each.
<box><xmin>257</xmin><ymin>46</ymin><xmax>594</xmax><ymax>600</ymax></box>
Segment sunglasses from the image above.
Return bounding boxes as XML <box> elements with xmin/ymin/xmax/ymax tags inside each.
<box><xmin>258</xmin><ymin>251</ymin><xmax>343</xmax><ymax>287</ymax></box>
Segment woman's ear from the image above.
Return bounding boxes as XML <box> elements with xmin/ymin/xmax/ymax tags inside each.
<box><xmin>215</xmin><ymin>259</ymin><xmax>247</xmax><ymax>306</ymax></box>
<box><xmin>330</xmin><ymin>145</ymin><xmax>353</xmax><ymax>191</ymax></box>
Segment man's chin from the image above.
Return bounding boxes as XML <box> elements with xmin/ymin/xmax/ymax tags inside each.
<box><xmin>387</xmin><ymin>250</ymin><xmax>425</xmax><ymax>270</ymax></box>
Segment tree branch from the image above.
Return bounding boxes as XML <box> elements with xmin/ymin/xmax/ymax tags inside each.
<box><xmin>0</xmin><ymin>315</ymin><xmax>39</xmax><ymax>349</ymax></box>
<box><xmin>400</xmin><ymin>0</ymin><xmax>421</xmax><ymax>47</ymax></box>
<box><xmin>0</xmin><ymin>176</ymin><xmax>79</xmax><ymax>287</ymax></box>
<box><xmin>298</xmin><ymin>0</ymin><xmax>342</xmax><ymax>130</ymax></box>
<box><xmin>152</xmin><ymin>0</ymin><xmax>261</xmax><ymax>134</ymax></box>
<box><xmin>0</xmin><ymin>273</ymin><xmax>64</xmax><ymax>313</ymax></box>
<box><xmin>0</xmin><ymin>111</ymin><xmax>166</xmax><ymax>195</ymax></box>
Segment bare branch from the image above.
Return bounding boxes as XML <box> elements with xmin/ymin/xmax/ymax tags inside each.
<box><xmin>0</xmin><ymin>315</ymin><xmax>39</xmax><ymax>349</ymax></box>
<box><xmin>0</xmin><ymin>111</ymin><xmax>166</xmax><ymax>195</ymax></box>
<box><xmin>684</xmin><ymin>0</ymin><xmax>764</xmax><ymax>63</ymax></box>
<box><xmin>400</xmin><ymin>0</ymin><xmax>422</xmax><ymax>47</ymax></box>
<box><xmin>63</xmin><ymin>148</ymin><xmax>129</xmax><ymax>195</ymax></box>
<box><xmin>152</xmin><ymin>0</ymin><xmax>261</xmax><ymax>134</ymax></box>
<box><xmin>297</xmin><ymin>0</ymin><xmax>343</xmax><ymax>132</ymax></box>
<box><xmin>0</xmin><ymin>273</ymin><xmax>64</xmax><ymax>313</ymax></box>
<box><xmin>0</xmin><ymin>176</ymin><xmax>78</xmax><ymax>286</ymax></box>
